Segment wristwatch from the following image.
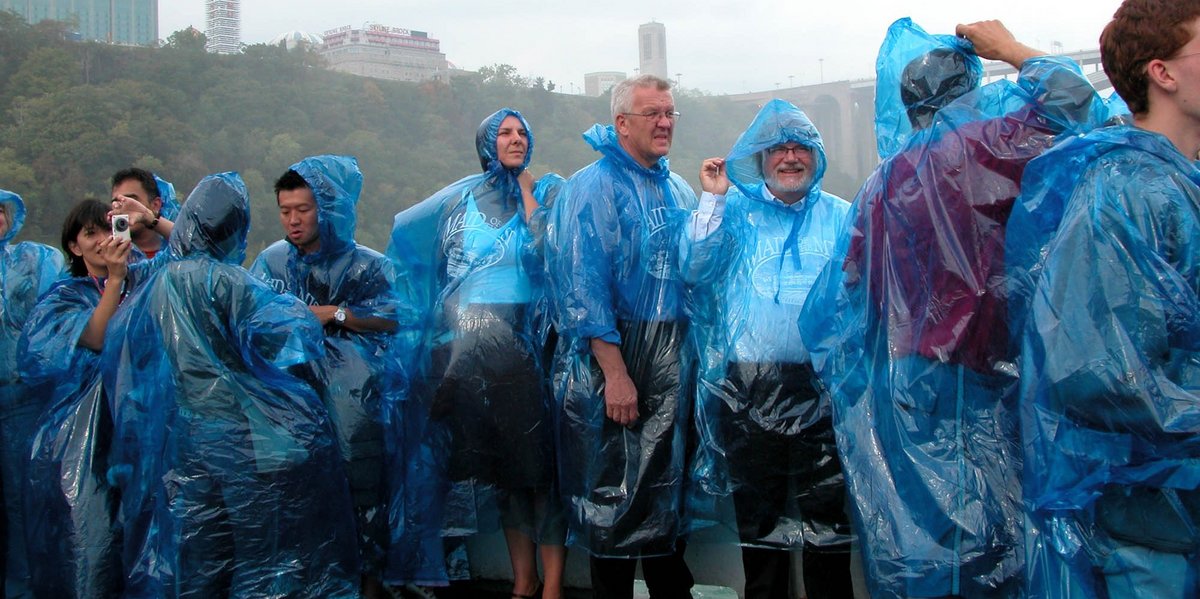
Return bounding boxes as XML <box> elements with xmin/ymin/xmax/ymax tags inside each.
<box><xmin>334</xmin><ymin>306</ymin><xmax>347</xmax><ymax>324</ymax></box>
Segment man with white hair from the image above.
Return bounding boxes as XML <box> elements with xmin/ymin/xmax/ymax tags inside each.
<box><xmin>547</xmin><ymin>74</ymin><xmax>697</xmax><ymax>598</ymax></box>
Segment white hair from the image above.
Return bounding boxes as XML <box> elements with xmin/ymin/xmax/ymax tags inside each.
<box><xmin>610</xmin><ymin>74</ymin><xmax>672</xmax><ymax>121</ymax></box>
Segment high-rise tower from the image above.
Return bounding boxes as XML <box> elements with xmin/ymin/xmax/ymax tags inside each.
<box><xmin>205</xmin><ymin>0</ymin><xmax>241</xmax><ymax>54</ymax></box>
<box><xmin>638</xmin><ymin>21</ymin><xmax>667</xmax><ymax>79</ymax></box>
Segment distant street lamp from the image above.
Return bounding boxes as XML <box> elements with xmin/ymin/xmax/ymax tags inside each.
<box><xmin>788</xmin><ymin>74</ymin><xmax>794</xmax><ymax>88</ymax></box>
<box><xmin>675</xmin><ymin>72</ymin><xmax>682</xmax><ymax>89</ymax></box>
<box><xmin>819</xmin><ymin>58</ymin><xmax>825</xmax><ymax>83</ymax></box>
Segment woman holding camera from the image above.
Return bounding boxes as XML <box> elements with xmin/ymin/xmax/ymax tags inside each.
<box><xmin>17</xmin><ymin>199</ymin><xmax>140</xmax><ymax>598</ymax></box>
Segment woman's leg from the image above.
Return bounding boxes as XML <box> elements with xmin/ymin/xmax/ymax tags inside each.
<box><xmin>539</xmin><ymin>542</ymin><xmax>567</xmax><ymax>599</ymax></box>
<box><xmin>505</xmin><ymin>527</ymin><xmax>542</xmax><ymax>597</ymax></box>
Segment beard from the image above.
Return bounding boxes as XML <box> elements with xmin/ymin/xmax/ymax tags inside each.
<box><xmin>764</xmin><ymin>168</ymin><xmax>813</xmax><ymax>196</ymax></box>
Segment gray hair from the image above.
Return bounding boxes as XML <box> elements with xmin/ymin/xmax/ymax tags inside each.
<box><xmin>610</xmin><ymin>74</ymin><xmax>672</xmax><ymax>121</ymax></box>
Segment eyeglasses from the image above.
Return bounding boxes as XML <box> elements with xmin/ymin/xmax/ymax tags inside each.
<box><xmin>766</xmin><ymin>145</ymin><xmax>809</xmax><ymax>158</ymax></box>
<box><xmin>1168</xmin><ymin>50</ymin><xmax>1200</xmax><ymax>61</ymax></box>
<box><xmin>620</xmin><ymin>110</ymin><xmax>680</xmax><ymax>122</ymax></box>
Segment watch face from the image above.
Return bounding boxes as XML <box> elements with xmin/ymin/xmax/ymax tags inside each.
<box><xmin>335</xmin><ymin>308</ymin><xmax>346</xmax><ymax>322</ymax></box>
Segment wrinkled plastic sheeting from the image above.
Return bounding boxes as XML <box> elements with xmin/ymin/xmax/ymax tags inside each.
<box><xmin>799</xmin><ymin>51</ymin><xmax>1110</xmax><ymax>597</ymax></box>
<box><xmin>20</xmin><ymin>277</ymin><xmax>121</xmax><ymax>598</ymax></box>
<box><xmin>681</xmin><ymin>99</ymin><xmax>852</xmax><ymax>550</ymax></box>
<box><xmin>1007</xmin><ymin>125</ymin><xmax>1200</xmax><ymax>598</ymax></box>
<box><xmin>874</xmin><ymin>17</ymin><xmax>982</xmax><ymax>159</ymax></box>
<box><xmin>101</xmin><ymin>172</ymin><xmax>360</xmax><ymax>598</ymax></box>
<box><xmin>384</xmin><ymin>108</ymin><xmax>561</xmax><ymax>583</ymax></box>
<box><xmin>0</xmin><ymin>188</ymin><xmax>67</xmax><ymax>595</ymax></box>
<box><xmin>0</xmin><ymin>188</ymin><xmax>67</xmax><ymax>391</ymax></box>
<box><xmin>250</xmin><ymin>154</ymin><xmax>407</xmax><ymax>575</ymax></box>
<box><xmin>547</xmin><ymin>123</ymin><xmax>697</xmax><ymax>557</ymax></box>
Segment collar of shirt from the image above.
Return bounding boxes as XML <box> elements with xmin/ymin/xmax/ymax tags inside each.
<box><xmin>761</xmin><ymin>184</ymin><xmax>805</xmax><ymax>210</ymax></box>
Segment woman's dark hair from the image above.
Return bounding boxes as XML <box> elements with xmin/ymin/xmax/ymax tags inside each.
<box><xmin>61</xmin><ymin>199</ymin><xmax>111</xmax><ymax>277</ymax></box>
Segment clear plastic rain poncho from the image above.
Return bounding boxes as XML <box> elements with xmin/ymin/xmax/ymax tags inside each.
<box><xmin>155</xmin><ymin>175</ymin><xmax>180</xmax><ymax>221</ymax></box>
<box><xmin>19</xmin><ymin>277</ymin><xmax>123</xmax><ymax>599</ymax></box>
<box><xmin>798</xmin><ymin>18</ymin><xmax>1110</xmax><ymax>598</ymax></box>
<box><xmin>681</xmin><ymin>100</ymin><xmax>852</xmax><ymax>551</ymax></box>
<box><xmin>1006</xmin><ymin>126</ymin><xmax>1200</xmax><ymax>599</ymax></box>
<box><xmin>250</xmin><ymin>154</ymin><xmax>405</xmax><ymax>577</ymax></box>
<box><xmin>547</xmin><ymin>123</ymin><xmax>697</xmax><ymax>557</ymax></box>
<box><xmin>385</xmin><ymin>109</ymin><xmax>563</xmax><ymax>584</ymax></box>
<box><xmin>100</xmin><ymin>172</ymin><xmax>359</xmax><ymax>598</ymax></box>
<box><xmin>874</xmin><ymin>18</ymin><xmax>982</xmax><ymax>159</ymax></box>
<box><xmin>0</xmin><ymin>189</ymin><xmax>67</xmax><ymax>595</ymax></box>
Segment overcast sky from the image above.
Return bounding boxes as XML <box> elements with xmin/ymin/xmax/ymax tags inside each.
<box><xmin>160</xmin><ymin>0</ymin><xmax>1123</xmax><ymax>95</ymax></box>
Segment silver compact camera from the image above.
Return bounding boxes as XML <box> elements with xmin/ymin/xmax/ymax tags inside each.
<box><xmin>112</xmin><ymin>214</ymin><xmax>132</xmax><ymax>241</ymax></box>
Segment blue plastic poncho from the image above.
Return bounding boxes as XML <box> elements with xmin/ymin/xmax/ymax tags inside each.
<box><xmin>18</xmin><ymin>277</ymin><xmax>122</xmax><ymax>599</ymax></box>
<box><xmin>1006</xmin><ymin>126</ymin><xmax>1200</xmax><ymax>599</ymax></box>
<box><xmin>874</xmin><ymin>18</ymin><xmax>982</xmax><ymax>159</ymax></box>
<box><xmin>0</xmin><ymin>189</ymin><xmax>67</xmax><ymax>595</ymax></box>
<box><xmin>547</xmin><ymin>122</ymin><xmax>698</xmax><ymax>557</ymax></box>
<box><xmin>682</xmin><ymin>100</ymin><xmax>852</xmax><ymax>551</ymax></box>
<box><xmin>385</xmin><ymin>109</ymin><xmax>564</xmax><ymax>584</ymax></box>
<box><xmin>250</xmin><ymin>154</ymin><xmax>405</xmax><ymax>577</ymax></box>
<box><xmin>101</xmin><ymin>172</ymin><xmax>359</xmax><ymax>598</ymax></box>
<box><xmin>798</xmin><ymin>35</ymin><xmax>1110</xmax><ymax>597</ymax></box>
<box><xmin>155</xmin><ymin>175</ymin><xmax>180</xmax><ymax>221</ymax></box>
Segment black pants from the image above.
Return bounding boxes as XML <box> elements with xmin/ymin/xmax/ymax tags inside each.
<box><xmin>720</xmin><ymin>362</ymin><xmax>848</xmax><ymax>547</ymax></box>
<box><xmin>589</xmin><ymin>541</ymin><xmax>693</xmax><ymax>599</ymax></box>
<box><xmin>722</xmin><ymin>362</ymin><xmax>852</xmax><ymax>598</ymax></box>
<box><xmin>741</xmin><ymin>546</ymin><xmax>853</xmax><ymax>599</ymax></box>
<box><xmin>567</xmin><ymin>319</ymin><xmax>691</xmax><ymax>556</ymax></box>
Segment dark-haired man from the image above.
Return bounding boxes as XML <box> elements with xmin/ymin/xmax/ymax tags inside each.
<box><xmin>1006</xmin><ymin>1</ymin><xmax>1200</xmax><ymax>597</ymax></box>
<box><xmin>251</xmin><ymin>156</ymin><xmax>402</xmax><ymax>599</ymax></box>
<box><xmin>102</xmin><ymin>171</ymin><xmax>360</xmax><ymax>598</ymax></box>
<box><xmin>800</xmin><ymin>18</ymin><xmax>1109</xmax><ymax>599</ymax></box>
<box><xmin>109</xmin><ymin>167</ymin><xmax>174</xmax><ymax>259</ymax></box>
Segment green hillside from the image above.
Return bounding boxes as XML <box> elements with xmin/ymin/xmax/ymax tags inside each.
<box><xmin>0</xmin><ymin>13</ymin><xmax>757</xmax><ymax>257</ymax></box>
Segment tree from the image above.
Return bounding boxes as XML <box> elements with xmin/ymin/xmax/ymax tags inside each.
<box><xmin>3</xmin><ymin>46</ymin><xmax>77</xmax><ymax>103</ymax></box>
<box><xmin>166</xmin><ymin>27</ymin><xmax>206</xmax><ymax>52</ymax></box>
<box><xmin>477</xmin><ymin>63</ymin><xmax>528</xmax><ymax>88</ymax></box>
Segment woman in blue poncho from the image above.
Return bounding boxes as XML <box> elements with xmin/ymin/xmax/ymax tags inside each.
<box><xmin>387</xmin><ymin>108</ymin><xmax>565</xmax><ymax>599</ymax></box>
<box><xmin>18</xmin><ymin>199</ymin><xmax>132</xmax><ymax>598</ymax></box>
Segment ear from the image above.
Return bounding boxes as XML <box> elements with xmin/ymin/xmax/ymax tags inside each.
<box><xmin>68</xmin><ymin>239</ymin><xmax>84</xmax><ymax>257</ymax></box>
<box><xmin>1146</xmin><ymin>58</ymin><xmax>1179</xmax><ymax>94</ymax></box>
<box><xmin>151</xmin><ymin>196</ymin><xmax>163</xmax><ymax>215</ymax></box>
<box><xmin>615</xmin><ymin>114</ymin><xmax>631</xmax><ymax>137</ymax></box>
